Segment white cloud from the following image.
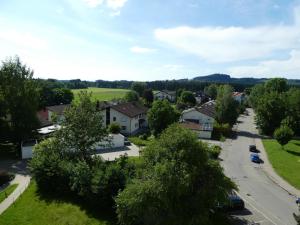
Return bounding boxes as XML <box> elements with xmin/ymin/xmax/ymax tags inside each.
<box><xmin>163</xmin><ymin>64</ymin><xmax>184</xmax><ymax>71</ymax></box>
<box><xmin>106</xmin><ymin>0</ymin><xmax>127</xmax><ymax>10</ymax></box>
<box><xmin>83</xmin><ymin>0</ymin><xmax>104</xmax><ymax>8</ymax></box>
<box><xmin>130</xmin><ymin>46</ymin><xmax>157</xmax><ymax>54</ymax></box>
<box><xmin>110</xmin><ymin>10</ymin><xmax>121</xmax><ymax>16</ymax></box>
<box><xmin>228</xmin><ymin>50</ymin><xmax>300</xmax><ymax>78</ymax></box>
<box><xmin>154</xmin><ymin>6</ymin><xmax>300</xmax><ymax>63</ymax></box>
<box><xmin>0</xmin><ymin>29</ymin><xmax>48</xmax><ymax>50</ymax></box>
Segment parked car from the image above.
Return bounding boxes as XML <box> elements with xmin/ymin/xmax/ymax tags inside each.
<box><xmin>296</xmin><ymin>198</ymin><xmax>300</xmax><ymax>204</ymax></box>
<box><xmin>228</xmin><ymin>194</ymin><xmax>245</xmax><ymax>210</ymax></box>
<box><xmin>124</xmin><ymin>137</ymin><xmax>131</xmax><ymax>146</ymax></box>
<box><xmin>250</xmin><ymin>153</ymin><xmax>260</xmax><ymax>163</ymax></box>
<box><xmin>249</xmin><ymin>145</ymin><xmax>257</xmax><ymax>152</ymax></box>
<box><xmin>215</xmin><ymin>193</ymin><xmax>245</xmax><ymax>211</ymax></box>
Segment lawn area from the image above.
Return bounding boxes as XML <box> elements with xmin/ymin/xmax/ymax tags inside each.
<box><xmin>72</xmin><ymin>87</ymin><xmax>129</xmax><ymax>102</ymax></box>
<box><xmin>128</xmin><ymin>136</ymin><xmax>154</xmax><ymax>147</ymax></box>
<box><xmin>263</xmin><ymin>139</ymin><xmax>300</xmax><ymax>189</ymax></box>
<box><xmin>0</xmin><ymin>181</ymin><xmax>115</xmax><ymax>225</ymax></box>
<box><xmin>0</xmin><ymin>184</ymin><xmax>18</xmax><ymax>203</ymax></box>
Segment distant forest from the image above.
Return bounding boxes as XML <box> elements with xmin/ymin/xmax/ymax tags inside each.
<box><xmin>41</xmin><ymin>74</ymin><xmax>300</xmax><ymax>92</ymax></box>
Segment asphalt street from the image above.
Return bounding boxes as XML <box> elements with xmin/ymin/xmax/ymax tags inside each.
<box><xmin>221</xmin><ymin>109</ymin><xmax>299</xmax><ymax>225</ymax></box>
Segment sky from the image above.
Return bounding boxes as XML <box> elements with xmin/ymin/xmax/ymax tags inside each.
<box><xmin>0</xmin><ymin>0</ymin><xmax>300</xmax><ymax>81</ymax></box>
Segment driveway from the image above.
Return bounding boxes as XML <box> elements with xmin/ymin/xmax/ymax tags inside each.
<box><xmin>95</xmin><ymin>143</ymin><xmax>140</xmax><ymax>161</ymax></box>
<box><xmin>221</xmin><ymin>108</ymin><xmax>299</xmax><ymax>225</ymax></box>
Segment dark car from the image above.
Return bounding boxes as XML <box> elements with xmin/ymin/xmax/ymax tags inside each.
<box><xmin>124</xmin><ymin>137</ymin><xmax>131</xmax><ymax>146</ymax></box>
<box><xmin>250</xmin><ymin>153</ymin><xmax>260</xmax><ymax>163</ymax></box>
<box><xmin>249</xmin><ymin>145</ymin><xmax>257</xmax><ymax>152</ymax></box>
<box><xmin>228</xmin><ymin>194</ymin><xmax>245</xmax><ymax>210</ymax></box>
<box><xmin>296</xmin><ymin>198</ymin><xmax>300</xmax><ymax>204</ymax></box>
<box><xmin>215</xmin><ymin>193</ymin><xmax>245</xmax><ymax>211</ymax></box>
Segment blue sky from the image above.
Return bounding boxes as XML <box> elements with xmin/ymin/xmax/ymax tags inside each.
<box><xmin>0</xmin><ymin>0</ymin><xmax>300</xmax><ymax>81</ymax></box>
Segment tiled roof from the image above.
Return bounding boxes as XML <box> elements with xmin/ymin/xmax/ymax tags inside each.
<box><xmin>232</xmin><ymin>92</ymin><xmax>244</xmax><ymax>97</ymax></box>
<box><xmin>46</xmin><ymin>104</ymin><xmax>70</xmax><ymax>115</ymax></box>
<box><xmin>196</xmin><ymin>101</ymin><xmax>215</xmax><ymax>118</ymax></box>
<box><xmin>180</xmin><ymin>121</ymin><xmax>202</xmax><ymax>131</ymax></box>
<box><xmin>111</xmin><ymin>102</ymin><xmax>148</xmax><ymax>118</ymax></box>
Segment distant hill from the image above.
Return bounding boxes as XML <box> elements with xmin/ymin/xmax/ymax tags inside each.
<box><xmin>193</xmin><ymin>74</ymin><xmax>300</xmax><ymax>85</ymax></box>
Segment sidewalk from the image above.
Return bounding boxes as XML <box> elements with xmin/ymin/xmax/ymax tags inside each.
<box><xmin>249</xmin><ymin>108</ymin><xmax>300</xmax><ymax>198</ymax></box>
<box><xmin>0</xmin><ymin>174</ymin><xmax>31</xmax><ymax>215</ymax></box>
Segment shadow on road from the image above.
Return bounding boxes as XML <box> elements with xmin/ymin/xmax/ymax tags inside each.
<box><xmin>232</xmin><ymin>130</ymin><xmax>263</xmax><ymax>140</ymax></box>
<box><xmin>229</xmin><ymin>208</ymin><xmax>253</xmax><ymax>216</ymax></box>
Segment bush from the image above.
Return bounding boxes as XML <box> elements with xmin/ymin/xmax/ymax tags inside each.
<box><xmin>209</xmin><ymin>145</ymin><xmax>222</xmax><ymax>159</ymax></box>
<box><xmin>109</xmin><ymin>123</ymin><xmax>121</xmax><ymax>134</ymax></box>
<box><xmin>274</xmin><ymin>125</ymin><xmax>294</xmax><ymax>148</ymax></box>
<box><xmin>212</xmin><ymin>123</ymin><xmax>231</xmax><ymax>140</ymax></box>
<box><xmin>0</xmin><ymin>171</ymin><xmax>15</xmax><ymax>186</ymax></box>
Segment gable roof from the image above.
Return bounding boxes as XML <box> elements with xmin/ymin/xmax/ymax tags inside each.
<box><xmin>46</xmin><ymin>104</ymin><xmax>70</xmax><ymax>115</ymax></box>
<box><xmin>154</xmin><ymin>90</ymin><xmax>176</xmax><ymax>96</ymax></box>
<box><xmin>179</xmin><ymin>121</ymin><xmax>202</xmax><ymax>131</ymax></box>
<box><xmin>111</xmin><ymin>102</ymin><xmax>148</xmax><ymax>118</ymax></box>
<box><xmin>196</xmin><ymin>101</ymin><xmax>215</xmax><ymax>118</ymax></box>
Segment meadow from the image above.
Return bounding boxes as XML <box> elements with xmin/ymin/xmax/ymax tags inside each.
<box><xmin>72</xmin><ymin>87</ymin><xmax>129</xmax><ymax>102</ymax></box>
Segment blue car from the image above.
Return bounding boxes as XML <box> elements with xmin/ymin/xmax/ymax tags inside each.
<box><xmin>250</xmin><ymin>153</ymin><xmax>260</xmax><ymax>163</ymax></box>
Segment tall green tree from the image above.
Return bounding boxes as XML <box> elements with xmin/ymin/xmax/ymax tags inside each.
<box><xmin>131</xmin><ymin>82</ymin><xmax>146</xmax><ymax>96</ymax></box>
<box><xmin>142</xmin><ymin>89</ymin><xmax>154</xmax><ymax>106</ymax></box>
<box><xmin>215</xmin><ymin>85</ymin><xmax>239</xmax><ymax>126</ymax></box>
<box><xmin>124</xmin><ymin>90</ymin><xmax>139</xmax><ymax>102</ymax></box>
<box><xmin>255</xmin><ymin>92</ymin><xmax>286</xmax><ymax>135</ymax></box>
<box><xmin>179</xmin><ymin>91</ymin><xmax>196</xmax><ymax>106</ymax></box>
<box><xmin>57</xmin><ymin>91</ymin><xmax>108</xmax><ymax>162</ymax></box>
<box><xmin>264</xmin><ymin>78</ymin><xmax>288</xmax><ymax>93</ymax></box>
<box><xmin>0</xmin><ymin>56</ymin><xmax>39</xmax><ymax>144</ymax></box>
<box><xmin>204</xmin><ymin>84</ymin><xmax>218</xmax><ymax>99</ymax></box>
<box><xmin>116</xmin><ymin>124</ymin><xmax>235</xmax><ymax>225</ymax></box>
<box><xmin>147</xmin><ymin>100</ymin><xmax>180</xmax><ymax>137</ymax></box>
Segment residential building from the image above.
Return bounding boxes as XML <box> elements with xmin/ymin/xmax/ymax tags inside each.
<box><xmin>99</xmin><ymin>101</ymin><xmax>148</xmax><ymax>135</ymax></box>
<box><xmin>181</xmin><ymin>101</ymin><xmax>216</xmax><ymax>139</ymax></box>
<box><xmin>232</xmin><ymin>92</ymin><xmax>245</xmax><ymax>104</ymax></box>
<box><xmin>154</xmin><ymin>90</ymin><xmax>176</xmax><ymax>102</ymax></box>
<box><xmin>194</xmin><ymin>91</ymin><xmax>210</xmax><ymax>105</ymax></box>
<box><xmin>37</xmin><ymin>104</ymin><xmax>70</xmax><ymax>126</ymax></box>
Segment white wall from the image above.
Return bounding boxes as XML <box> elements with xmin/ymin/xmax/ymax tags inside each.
<box><xmin>199</xmin><ymin>131</ymin><xmax>212</xmax><ymax>139</ymax></box>
<box><xmin>95</xmin><ymin>133</ymin><xmax>125</xmax><ymax>149</ymax></box>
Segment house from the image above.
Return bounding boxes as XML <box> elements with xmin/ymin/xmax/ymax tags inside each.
<box><xmin>232</xmin><ymin>92</ymin><xmax>245</xmax><ymax>104</ymax></box>
<box><xmin>99</xmin><ymin>101</ymin><xmax>148</xmax><ymax>135</ymax></box>
<box><xmin>37</xmin><ymin>104</ymin><xmax>70</xmax><ymax>126</ymax></box>
<box><xmin>194</xmin><ymin>91</ymin><xmax>210</xmax><ymax>105</ymax></box>
<box><xmin>154</xmin><ymin>90</ymin><xmax>176</xmax><ymax>102</ymax></box>
<box><xmin>181</xmin><ymin>101</ymin><xmax>216</xmax><ymax>139</ymax></box>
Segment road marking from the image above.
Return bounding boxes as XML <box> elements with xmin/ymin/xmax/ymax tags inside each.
<box><xmin>236</xmin><ymin>192</ymin><xmax>281</xmax><ymax>225</ymax></box>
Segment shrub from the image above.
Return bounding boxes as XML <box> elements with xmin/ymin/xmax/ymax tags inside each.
<box><xmin>109</xmin><ymin>123</ymin><xmax>121</xmax><ymax>134</ymax></box>
<box><xmin>209</xmin><ymin>145</ymin><xmax>222</xmax><ymax>159</ymax></box>
<box><xmin>274</xmin><ymin>125</ymin><xmax>294</xmax><ymax>148</ymax></box>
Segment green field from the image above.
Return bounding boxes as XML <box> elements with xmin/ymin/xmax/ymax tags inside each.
<box><xmin>0</xmin><ymin>182</ymin><xmax>115</xmax><ymax>225</ymax></box>
<box><xmin>72</xmin><ymin>88</ymin><xmax>129</xmax><ymax>102</ymax></box>
<box><xmin>0</xmin><ymin>184</ymin><xmax>18</xmax><ymax>203</ymax></box>
<box><xmin>263</xmin><ymin>139</ymin><xmax>300</xmax><ymax>189</ymax></box>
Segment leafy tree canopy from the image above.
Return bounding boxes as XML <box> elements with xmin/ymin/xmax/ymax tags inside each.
<box><xmin>116</xmin><ymin>124</ymin><xmax>235</xmax><ymax>225</ymax></box>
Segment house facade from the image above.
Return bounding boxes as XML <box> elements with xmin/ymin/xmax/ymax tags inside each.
<box><xmin>99</xmin><ymin>102</ymin><xmax>148</xmax><ymax>135</ymax></box>
<box><xmin>37</xmin><ymin>104</ymin><xmax>70</xmax><ymax>126</ymax></box>
<box><xmin>154</xmin><ymin>90</ymin><xmax>176</xmax><ymax>102</ymax></box>
<box><xmin>181</xmin><ymin>101</ymin><xmax>216</xmax><ymax>139</ymax></box>
<box><xmin>232</xmin><ymin>92</ymin><xmax>245</xmax><ymax>104</ymax></box>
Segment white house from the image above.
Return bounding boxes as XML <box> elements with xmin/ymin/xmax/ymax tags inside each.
<box><xmin>232</xmin><ymin>92</ymin><xmax>245</xmax><ymax>104</ymax></box>
<box><xmin>154</xmin><ymin>90</ymin><xmax>176</xmax><ymax>102</ymax></box>
<box><xmin>100</xmin><ymin>102</ymin><xmax>148</xmax><ymax>135</ymax></box>
<box><xmin>181</xmin><ymin>101</ymin><xmax>216</xmax><ymax>139</ymax></box>
<box><xmin>37</xmin><ymin>104</ymin><xmax>70</xmax><ymax>126</ymax></box>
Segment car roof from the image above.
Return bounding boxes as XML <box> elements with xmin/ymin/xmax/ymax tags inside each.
<box><xmin>251</xmin><ymin>153</ymin><xmax>259</xmax><ymax>157</ymax></box>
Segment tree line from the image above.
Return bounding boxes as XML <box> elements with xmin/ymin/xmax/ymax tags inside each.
<box><xmin>249</xmin><ymin>78</ymin><xmax>300</xmax><ymax>147</ymax></box>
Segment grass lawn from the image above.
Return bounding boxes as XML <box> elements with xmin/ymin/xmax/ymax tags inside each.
<box><xmin>128</xmin><ymin>136</ymin><xmax>154</xmax><ymax>147</ymax></box>
<box><xmin>0</xmin><ymin>184</ymin><xmax>18</xmax><ymax>203</ymax></box>
<box><xmin>72</xmin><ymin>87</ymin><xmax>129</xmax><ymax>102</ymax></box>
<box><xmin>0</xmin><ymin>182</ymin><xmax>115</xmax><ymax>225</ymax></box>
<box><xmin>263</xmin><ymin>139</ymin><xmax>300</xmax><ymax>189</ymax></box>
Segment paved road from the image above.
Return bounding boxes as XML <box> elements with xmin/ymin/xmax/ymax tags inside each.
<box><xmin>221</xmin><ymin>109</ymin><xmax>299</xmax><ymax>225</ymax></box>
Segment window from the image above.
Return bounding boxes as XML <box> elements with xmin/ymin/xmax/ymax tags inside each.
<box><xmin>113</xmin><ymin>117</ymin><xmax>116</xmax><ymax>121</ymax></box>
<box><xmin>121</xmin><ymin>126</ymin><xmax>126</xmax><ymax>130</ymax></box>
<box><xmin>121</xmin><ymin>117</ymin><xmax>127</xmax><ymax>122</ymax></box>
